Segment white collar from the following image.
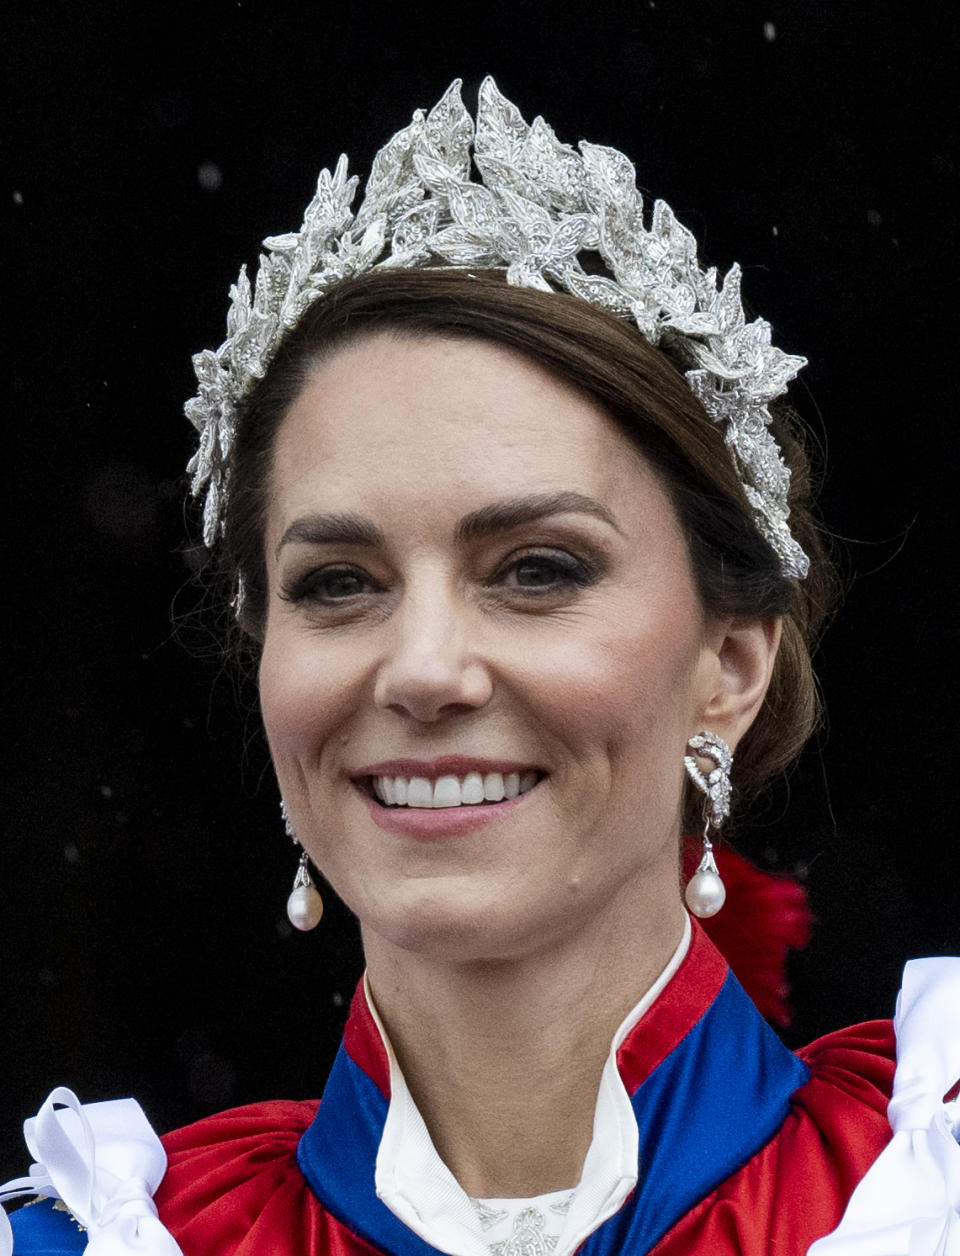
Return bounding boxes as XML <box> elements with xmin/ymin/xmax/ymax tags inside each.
<box><xmin>368</xmin><ymin>915</ymin><xmax>692</xmax><ymax>1256</ymax></box>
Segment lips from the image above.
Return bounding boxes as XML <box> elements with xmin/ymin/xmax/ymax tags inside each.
<box><xmin>351</xmin><ymin>753</ymin><xmax>547</xmax><ymax>833</ymax></box>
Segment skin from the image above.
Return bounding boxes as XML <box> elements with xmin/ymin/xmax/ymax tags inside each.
<box><xmin>259</xmin><ymin>332</ymin><xmax>781</xmax><ymax>1196</ymax></box>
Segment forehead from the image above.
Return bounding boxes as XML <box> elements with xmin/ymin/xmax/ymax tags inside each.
<box><xmin>268</xmin><ymin>332</ymin><xmax>673</xmax><ymax>534</ymax></box>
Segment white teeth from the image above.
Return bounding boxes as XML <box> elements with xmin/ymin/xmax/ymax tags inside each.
<box><xmin>483</xmin><ymin>772</ymin><xmax>505</xmax><ymax>801</ymax></box>
<box><xmin>406</xmin><ymin>777</ymin><xmax>434</xmax><ymax>808</ymax></box>
<box><xmin>432</xmin><ymin>776</ymin><xmax>461</xmax><ymax>808</ymax></box>
<box><xmin>371</xmin><ymin>770</ymin><xmax>541</xmax><ymax>808</ymax></box>
<box><xmin>461</xmin><ymin>772</ymin><xmax>485</xmax><ymax>804</ymax></box>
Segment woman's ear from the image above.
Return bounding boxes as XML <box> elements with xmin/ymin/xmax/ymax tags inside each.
<box><xmin>699</xmin><ymin>616</ymin><xmax>782</xmax><ymax>751</ymax></box>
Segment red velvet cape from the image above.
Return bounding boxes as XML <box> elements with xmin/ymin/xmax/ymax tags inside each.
<box><xmin>154</xmin><ymin>924</ymin><xmax>895</xmax><ymax>1255</ymax></box>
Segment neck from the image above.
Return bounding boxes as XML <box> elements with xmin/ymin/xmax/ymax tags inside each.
<box><xmin>362</xmin><ymin>892</ymin><xmax>687</xmax><ymax>1198</ymax></box>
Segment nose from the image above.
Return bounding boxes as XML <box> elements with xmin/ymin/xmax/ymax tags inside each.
<box><xmin>373</xmin><ymin>580</ymin><xmax>493</xmax><ymax>723</ymax></box>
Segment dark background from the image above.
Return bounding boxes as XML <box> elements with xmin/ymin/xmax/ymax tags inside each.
<box><xmin>2</xmin><ymin>0</ymin><xmax>957</xmax><ymax>1176</ymax></box>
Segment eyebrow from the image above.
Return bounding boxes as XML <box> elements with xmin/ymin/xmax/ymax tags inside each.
<box><xmin>275</xmin><ymin>491</ymin><xmax>623</xmax><ymax>559</ymax></box>
<box><xmin>454</xmin><ymin>492</ymin><xmax>624</xmax><ymax>542</ymax></box>
<box><xmin>276</xmin><ymin>512</ymin><xmax>387</xmax><ymax>559</ymax></box>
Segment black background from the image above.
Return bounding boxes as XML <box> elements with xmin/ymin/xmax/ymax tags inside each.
<box><xmin>2</xmin><ymin>0</ymin><xmax>957</xmax><ymax>1176</ymax></box>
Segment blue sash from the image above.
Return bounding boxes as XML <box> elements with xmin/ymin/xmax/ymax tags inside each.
<box><xmin>7</xmin><ymin>1199</ymin><xmax>87</xmax><ymax>1254</ymax></box>
<box><xmin>298</xmin><ymin>969</ymin><xmax>809</xmax><ymax>1255</ymax></box>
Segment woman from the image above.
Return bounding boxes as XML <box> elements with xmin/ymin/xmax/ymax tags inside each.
<box><xmin>3</xmin><ymin>77</ymin><xmax>957</xmax><ymax>1256</ymax></box>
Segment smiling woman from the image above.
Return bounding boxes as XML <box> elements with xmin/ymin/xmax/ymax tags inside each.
<box><xmin>260</xmin><ymin>329</ymin><xmax>759</xmax><ymax>973</ymax></box>
<box><xmin>3</xmin><ymin>78</ymin><xmax>958</xmax><ymax>1256</ymax></box>
<box><xmin>227</xmin><ymin>269</ymin><xmax>827</xmax><ymax>841</ymax></box>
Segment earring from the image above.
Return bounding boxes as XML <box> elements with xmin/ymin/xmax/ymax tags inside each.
<box><xmin>683</xmin><ymin>732</ymin><xmax>733</xmax><ymax>919</ymax></box>
<box><xmin>281</xmin><ymin>801</ymin><xmax>324</xmax><ymax>931</ymax></box>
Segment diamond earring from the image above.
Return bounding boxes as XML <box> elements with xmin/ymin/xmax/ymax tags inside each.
<box><xmin>683</xmin><ymin>732</ymin><xmax>733</xmax><ymax>919</ymax></box>
<box><xmin>281</xmin><ymin>801</ymin><xmax>323</xmax><ymax>932</ymax></box>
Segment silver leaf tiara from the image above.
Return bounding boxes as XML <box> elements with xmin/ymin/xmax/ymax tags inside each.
<box><xmin>185</xmin><ymin>76</ymin><xmax>809</xmax><ymax>579</ymax></box>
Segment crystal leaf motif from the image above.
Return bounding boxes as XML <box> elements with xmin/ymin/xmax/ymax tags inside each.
<box><xmin>684</xmin><ymin>732</ymin><xmax>734</xmax><ymax>829</ymax></box>
<box><xmin>185</xmin><ymin>76</ymin><xmax>809</xmax><ymax>578</ymax></box>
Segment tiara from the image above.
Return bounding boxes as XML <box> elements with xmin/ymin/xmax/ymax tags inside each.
<box><xmin>185</xmin><ymin>76</ymin><xmax>809</xmax><ymax>579</ymax></box>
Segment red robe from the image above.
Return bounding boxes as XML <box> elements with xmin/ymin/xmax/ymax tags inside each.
<box><xmin>147</xmin><ymin>923</ymin><xmax>894</xmax><ymax>1255</ymax></box>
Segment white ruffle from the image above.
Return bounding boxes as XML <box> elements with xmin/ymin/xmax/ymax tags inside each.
<box><xmin>0</xmin><ymin>1087</ymin><xmax>182</xmax><ymax>1254</ymax></box>
<box><xmin>808</xmin><ymin>958</ymin><xmax>960</xmax><ymax>1255</ymax></box>
<box><xmin>2</xmin><ymin>958</ymin><xmax>957</xmax><ymax>1255</ymax></box>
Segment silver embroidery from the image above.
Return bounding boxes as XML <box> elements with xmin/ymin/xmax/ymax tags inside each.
<box><xmin>471</xmin><ymin>1198</ymin><xmax>510</xmax><ymax>1231</ymax></box>
<box><xmin>489</xmin><ymin>1207</ymin><xmax>558</xmax><ymax>1256</ymax></box>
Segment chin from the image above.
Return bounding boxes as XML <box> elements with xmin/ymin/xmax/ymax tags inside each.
<box><xmin>355</xmin><ymin>881</ymin><xmax>552</xmax><ymax>964</ymax></box>
<box><xmin>367</xmin><ymin>885</ymin><xmax>611</xmax><ymax>969</ymax></box>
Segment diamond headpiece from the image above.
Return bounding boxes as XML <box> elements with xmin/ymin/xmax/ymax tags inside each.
<box><xmin>185</xmin><ymin>76</ymin><xmax>809</xmax><ymax>579</ymax></box>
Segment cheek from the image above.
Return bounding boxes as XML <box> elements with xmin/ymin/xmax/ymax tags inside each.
<box><xmin>523</xmin><ymin>610</ymin><xmax>708</xmax><ymax>857</ymax></box>
<box><xmin>258</xmin><ymin>630</ymin><xmax>357</xmax><ymax>774</ymax></box>
<box><xmin>523</xmin><ymin>610</ymin><xmax>704</xmax><ymax>756</ymax></box>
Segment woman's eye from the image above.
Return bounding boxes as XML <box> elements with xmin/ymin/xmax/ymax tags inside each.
<box><xmin>282</xmin><ymin>565</ymin><xmax>378</xmax><ymax>604</ymax></box>
<box><xmin>497</xmin><ymin>552</ymin><xmax>594</xmax><ymax>594</ymax></box>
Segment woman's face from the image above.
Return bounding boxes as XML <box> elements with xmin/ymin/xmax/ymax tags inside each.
<box><xmin>260</xmin><ymin>333</ymin><xmax>729</xmax><ymax>962</ymax></box>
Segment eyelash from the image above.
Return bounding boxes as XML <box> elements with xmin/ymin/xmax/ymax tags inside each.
<box><xmin>280</xmin><ymin>550</ymin><xmax>598</xmax><ymax>607</ymax></box>
<box><xmin>280</xmin><ymin>564</ymin><xmax>379</xmax><ymax>605</ymax></box>
<box><xmin>490</xmin><ymin>549</ymin><xmax>597</xmax><ymax>595</ymax></box>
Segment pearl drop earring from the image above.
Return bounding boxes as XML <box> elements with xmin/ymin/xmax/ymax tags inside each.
<box><xmin>683</xmin><ymin>732</ymin><xmax>733</xmax><ymax>919</ymax></box>
<box><xmin>281</xmin><ymin>801</ymin><xmax>324</xmax><ymax>932</ymax></box>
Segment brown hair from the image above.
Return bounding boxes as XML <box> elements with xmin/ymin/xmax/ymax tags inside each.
<box><xmin>220</xmin><ymin>269</ymin><xmax>836</xmax><ymax>829</ymax></box>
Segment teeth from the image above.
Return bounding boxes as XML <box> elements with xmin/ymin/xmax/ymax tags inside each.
<box><xmin>433</xmin><ymin>776</ymin><xmax>461</xmax><ymax>808</ymax></box>
<box><xmin>483</xmin><ymin>772</ymin><xmax>504</xmax><ymax>801</ymax></box>
<box><xmin>406</xmin><ymin>777</ymin><xmax>434</xmax><ymax>808</ymax></box>
<box><xmin>461</xmin><ymin>772</ymin><xmax>485</xmax><ymax>804</ymax></box>
<box><xmin>371</xmin><ymin>770</ymin><xmax>541</xmax><ymax>809</ymax></box>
